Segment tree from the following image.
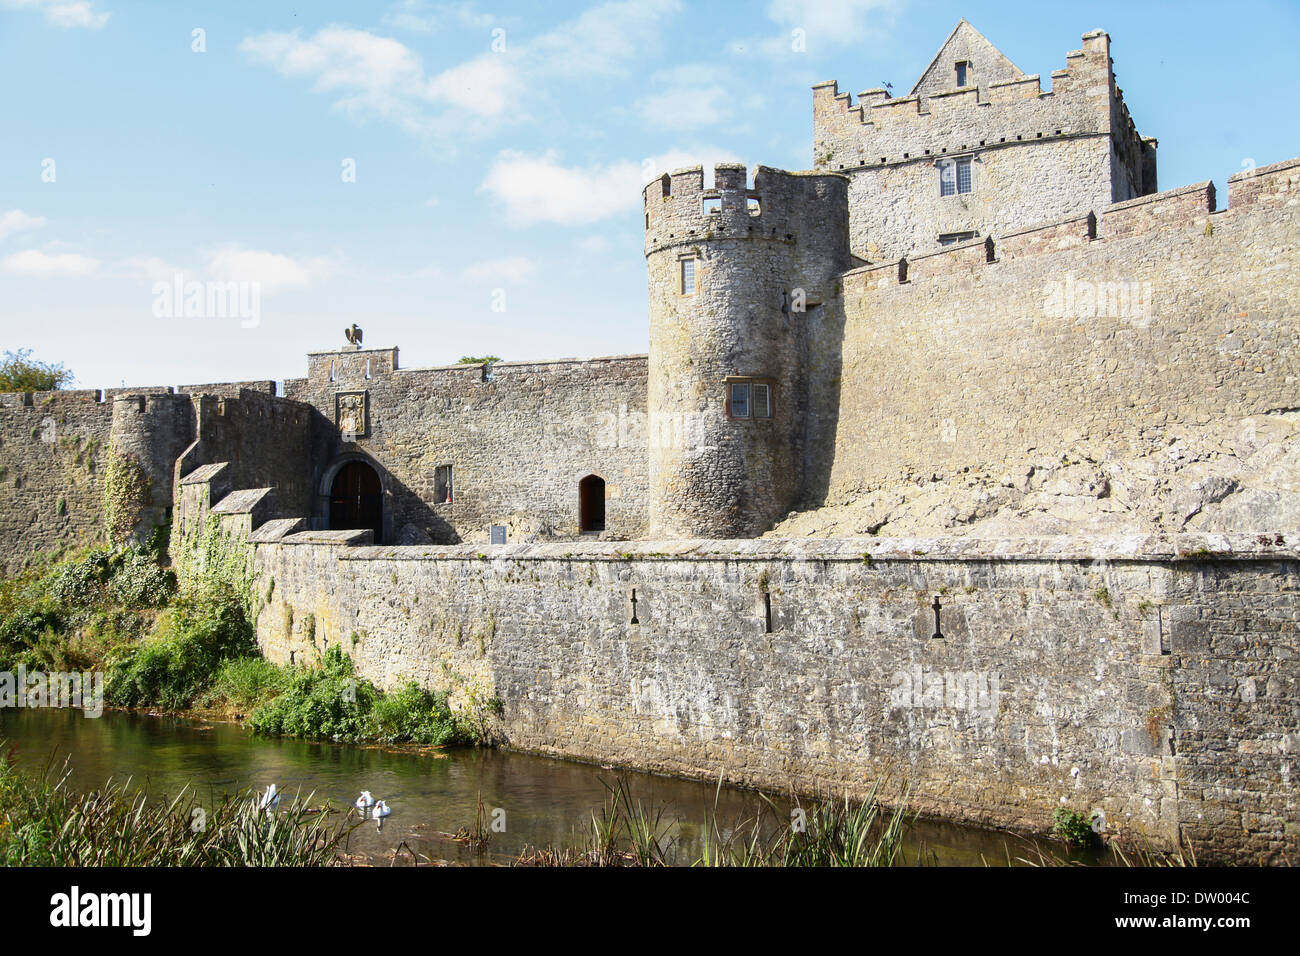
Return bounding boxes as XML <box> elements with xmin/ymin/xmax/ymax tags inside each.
<box><xmin>456</xmin><ymin>356</ymin><xmax>502</xmax><ymax>365</ymax></box>
<box><xmin>0</xmin><ymin>349</ymin><xmax>74</xmax><ymax>392</ymax></box>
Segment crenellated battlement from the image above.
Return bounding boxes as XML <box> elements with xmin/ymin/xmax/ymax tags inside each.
<box><xmin>812</xmin><ymin>30</ymin><xmax>1119</xmax><ymax>174</ymax></box>
<box><xmin>643</xmin><ymin>163</ymin><xmax>848</xmax><ymax>256</ymax></box>
<box><xmin>841</xmin><ymin>171</ymin><xmax>1245</xmax><ymax>287</ymax></box>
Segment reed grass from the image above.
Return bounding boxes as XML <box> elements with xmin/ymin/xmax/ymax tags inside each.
<box><xmin>0</xmin><ymin>750</ymin><xmax>354</xmax><ymax>866</ymax></box>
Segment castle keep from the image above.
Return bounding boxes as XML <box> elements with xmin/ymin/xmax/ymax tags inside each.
<box><xmin>2</xmin><ymin>25</ymin><xmax>1296</xmax><ymax>862</ymax></box>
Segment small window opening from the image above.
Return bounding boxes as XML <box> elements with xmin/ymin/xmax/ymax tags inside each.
<box><xmin>939</xmin><ymin>157</ymin><xmax>972</xmax><ymax>196</ymax></box>
<box><xmin>727</xmin><ymin>380</ymin><xmax>774</xmax><ymax>420</ymax></box>
<box><xmin>434</xmin><ymin>465</ymin><xmax>453</xmax><ymax>504</ymax></box>
<box><xmin>680</xmin><ymin>257</ymin><xmax>697</xmax><ymax>295</ymax></box>
<box><xmin>938</xmin><ymin>231</ymin><xmax>977</xmax><ymax>246</ymax></box>
<box><xmin>702</xmin><ymin>196</ymin><xmax>722</xmax><ymax>215</ymax></box>
<box><xmin>747</xmin><ymin>197</ymin><xmax>761</xmax><ymax>216</ymax></box>
<box><xmin>730</xmin><ymin>382</ymin><xmax>750</xmax><ymax>419</ymax></box>
<box><xmin>364</xmin><ymin>358</ymin><xmax>371</xmax><ymax>380</ymax></box>
<box><xmin>660</xmin><ymin>173</ymin><xmax>671</xmax><ymax>198</ymax></box>
<box><xmin>329</xmin><ymin>360</ymin><xmax>337</xmax><ymax>382</ymax></box>
<box><xmin>763</xmin><ymin>591</ymin><xmax>773</xmax><ymax>633</ymax></box>
<box><xmin>955</xmin><ymin>61</ymin><xmax>969</xmax><ymax>87</ymax></box>
<box><xmin>579</xmin><ymin>475</ymin><xmax>606</xmax><ymax>533</ymax></box>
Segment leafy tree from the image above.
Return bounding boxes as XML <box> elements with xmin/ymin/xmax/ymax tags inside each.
<box><xmin>456</xmin><ymin>355</ymin><xmax>502</xmax><ymax>365</ymax></box>
<box><xmin>0</xmin><ymin>349</ymin><xmax>73</xmax><ymax>392</ymax></box>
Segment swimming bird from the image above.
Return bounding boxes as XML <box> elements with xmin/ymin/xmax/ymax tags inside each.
<box><xmin>373</xmin><ymin>800</ymin><xmax>391</xmax><ymax>818</ymax></box>
<box><xmin>355</xmin><ymin>790</ymin><xmax>375</xmax><ymax>814</ymax></box>
<box><xmin>257</xmin><ymin>784</ymin><xmax>280</xmax><ymax>813</ymax></box>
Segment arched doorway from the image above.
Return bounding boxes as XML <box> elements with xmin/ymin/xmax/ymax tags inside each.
<box><xmin>329</xmin><ymin>460</ymin><xmax>383</xmax><ymax>543</ymax></box>
<box><xmin>579</xmin><ymin>474</ymin><xmax>606</xmax><ymax>533</ymax></box>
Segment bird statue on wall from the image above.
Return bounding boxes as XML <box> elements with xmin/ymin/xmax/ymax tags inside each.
<box><xmin>344</xmin><ymin>323</ymin><xmax>363</xmax><ymax>346</ymax></box>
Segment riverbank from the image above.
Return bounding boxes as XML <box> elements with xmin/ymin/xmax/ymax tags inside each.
<box><xmin>1</xmin><ymin>705</ymin><xmax>1128</xmax><ymax>867</ymax></box>
<box><xmin>0</xmin><ymin>543</ymin><xmax>498</xmax><ymax>748</ymax></box>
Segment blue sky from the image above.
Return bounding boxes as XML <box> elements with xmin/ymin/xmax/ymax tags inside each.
<box><xmin>1</xmin><ymin>0</ymin><xmax>1297</xmax><ymax>389</ymax></box>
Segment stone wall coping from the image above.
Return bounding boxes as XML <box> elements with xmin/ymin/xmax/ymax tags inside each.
<box><xmin>178</xmin><ymin>461</ymin><xmax>229</xmax><ymax>485</ymax></box>
<box><xmin>1227</xmin><ymin>156</ymin><xmax>1300</xmax><ymax>182</ymax></box>
<box><xmin>211</xmin><ymin>487</ymin><xmax>273</xmax><ymax>515</ymax></box>
<box><xmin>264</xmin><ymin>532</ymin><xmax>1300</xmax><ymax>563</ymax></box>
<box><xmin>400</xmin><ymin>354</ymin><xmax>649</xmax><ymax>373</ymax></box>
<box><xmin>1105</xmin><ymin>180</ymin><xmax>1213</xmax><ymax>214</ymax></box>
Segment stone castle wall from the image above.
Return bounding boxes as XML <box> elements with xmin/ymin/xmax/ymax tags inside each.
<box><xmin>0</xmin><ymin>390</ymin><xmax>115</xmax><ymax>572</ymax></box>
<box><xmin>824</xmin><ymin>158</ymin><xmax>1300</xmax><ymax>502</ymax></box>
<box><xmin>284</xmin><ymin>350</ymin><xmax>649</xmax><ymax>544</ymax></box>
<box><xmin>251</xmin><ymin>530</ymin><xmax>1298</xmax><ymax>864</ymax></box>
<box><xmin>814</xmin><ymin>30</ymin><xmax>1155</xmax><ymax>260</ymax></box>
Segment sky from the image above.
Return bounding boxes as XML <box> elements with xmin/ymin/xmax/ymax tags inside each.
<box><xmin>1</xmin><ymin>0</ymin><xmax>1297</xmax><ymax>390</ymax></box>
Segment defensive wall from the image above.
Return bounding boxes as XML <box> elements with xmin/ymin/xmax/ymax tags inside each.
<box><xmin>283</xmin><ymin>349</ymin><xmax>650</xmax><ymax>545</ymax></box>
<box><xmin>825</xmin><ymin>157</ymin><xmax>1300</xmax><ymax>501</ymax></box>
<box><xmin>235</xmin><ymin>510</ymin><xmax>1296</xmax><ymax>864</ymax></box>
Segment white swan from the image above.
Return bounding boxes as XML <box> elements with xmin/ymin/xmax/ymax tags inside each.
<box><xmin>355</xmin><ymin>790</ymin><xmax>375</xmax><ymax>813</ymax></box>
<box><xmin>257</xmin><ymin>784</ymin><xmax>280</xmax><ymax>812</ymax></box>
<box><xmin>372</xmin><ymin>800</ymin><xmax>391</xmax><ymax>818</ymax></box>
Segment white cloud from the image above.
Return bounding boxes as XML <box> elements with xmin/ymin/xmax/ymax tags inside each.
<box><xmin>1</xmin><ymin>248</ymin><xmax>100</xmax><ymax>277</ymax></box>
<box><xmin>459</xmin><ymin>256</ymin><xmax>537</xmax><ymax>283</ymax></box>
<box><xmin>481</xmin><ymin>146</ymin><xmax>741</xmax><ymax>227</ymax></box>
<box><xmin>0</xmin><ymin>210</ymin><xmax>46</xmax><ymax>241</ymax></box>
<box><xmin>1</xmin><ymin>0</ymin><xmax>110</xmax><ymax>29</ymax></box>
<box><xmin>530</xmin><ymin>0</ymin><xmax>681</xmax><ymax>76</ymax></box>
<box><xmin>425</xmin><ymin>53</ymin><xmax>518</xmax><ymax>117</ymax></box>
<box><xmin>203</xmin><ymin>246</ymin><xmax>321</xmax><ymax>292</ymax></box>
<box><xmin>242</xmin><ymin>1</ymin><xmax>682</xmax><ymax>139</ymax></box>
<box><xmin>729</xmin><ymin>0</ymin><xmax>902</xmax><ymax>57</ymax></box>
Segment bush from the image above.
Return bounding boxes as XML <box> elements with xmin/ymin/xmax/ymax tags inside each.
<box><xmin>0</xmin><ymin>547</ymin><xmax>173</xmax><ymax>673</ymax></box>
<box><xmin>248</xmin><ymin>646</ymin><xmax>470</xmax><ymax>746</ymax></box>
<box><xmin>201</xmin><ymin>657</ymin><xmax>287</xmax><ymax>712</ymax></box>
<box><xmin>367</xmin><ymin>681</ymin><xmax>462</xmax><ymax>745</ymax></box>
<box><xmin>106</xmin><ymin>584</ymin><xmax>256</xmax><ymax>710</ymax></box>
<box><xmin>247</xmin><ymin>646</ymin><xmax>378</xmax><ymax>742</ymax></box>
<box><xmin>1052</xmin><ymin>807</ymin><xmax>1100</xmax><ymax>848</ymax></box>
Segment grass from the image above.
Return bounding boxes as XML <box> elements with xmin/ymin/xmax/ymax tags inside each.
<box><xmin>513</xmin><ymin>775</ymin><xmax>914</xmax><ymax>868</ymax></box>
<box><xmin>0</xmin><ymin>750</ymin><xmax>354</xmax><ymax>867</ymax></box>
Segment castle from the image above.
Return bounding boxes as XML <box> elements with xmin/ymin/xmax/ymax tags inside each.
<box><xmin>2</xmin><ymin>24</ymin><xmax>1297</xmax><ymax>863</ymax></box>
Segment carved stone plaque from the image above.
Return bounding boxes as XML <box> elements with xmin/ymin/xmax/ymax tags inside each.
<box><xmin>335</xmin><ymin>390</ymin><xmax>369</xmax><ymax>440</ymax></box>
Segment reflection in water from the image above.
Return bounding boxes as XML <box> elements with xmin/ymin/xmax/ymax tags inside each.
<box><xmin>0</xmin><ymin>707</ymin><xmax>1102</xmax><ymax>866</ymax></box>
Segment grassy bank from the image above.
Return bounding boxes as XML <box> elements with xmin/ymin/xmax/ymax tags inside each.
<box><xmin>0</xmin><ymin>545</ymin><xmax>490</xmax><ymax>747</ymax></box>
<box><xmin>0</xmin><ymin>753</ymin><xmax>351</xmax><ymax>866</ymax></box>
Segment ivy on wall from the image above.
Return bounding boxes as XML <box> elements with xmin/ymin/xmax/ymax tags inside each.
<box><xmin>103</xmin><ymin>453</ymin><xmax>151</xmax><ymax>544</ymax></box>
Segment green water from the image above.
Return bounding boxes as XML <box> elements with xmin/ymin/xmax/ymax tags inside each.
<box><xmin>0</xmin><ymin>707</ymin><xmax>1101</xmax><ymax>866</ymax></box>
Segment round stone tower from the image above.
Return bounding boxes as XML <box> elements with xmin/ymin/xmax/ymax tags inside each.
<box><xmin>644</xmin><ymin>163</ymin><xmax>851</xmax><ymax>538</ymax></box>
<box><xmin>107</xmin><ymin>391</ymin><xmax>195</xmax><ymax>544</ymax></box>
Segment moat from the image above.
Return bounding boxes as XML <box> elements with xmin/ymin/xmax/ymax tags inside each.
<box><xmin>0</xmin><ymin>707</ymin><xmax>1107</xmax><ymax>866</ymax></box>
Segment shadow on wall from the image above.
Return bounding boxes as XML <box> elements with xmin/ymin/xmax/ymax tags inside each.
<box><xmin>794</xmin><ymin>299</ymin><xmax>846</xmax><ymax>515</ymax></box>
<box><xmin>314</xmin><ymin>443</ymin><xmax>458</xmax><ymax>546</ymax></box>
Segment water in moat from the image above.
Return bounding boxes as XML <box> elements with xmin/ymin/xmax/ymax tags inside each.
<box><xmin>0</xmin><ymin>707</ymin><xmax>1109</xmax><ymax>866</ymax></box>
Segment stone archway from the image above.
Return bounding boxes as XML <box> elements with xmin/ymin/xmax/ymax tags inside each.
<box><xmin>328</xmin><ymin>459</ymin><xmax>383</xmax><ymax>543</ymax></box>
